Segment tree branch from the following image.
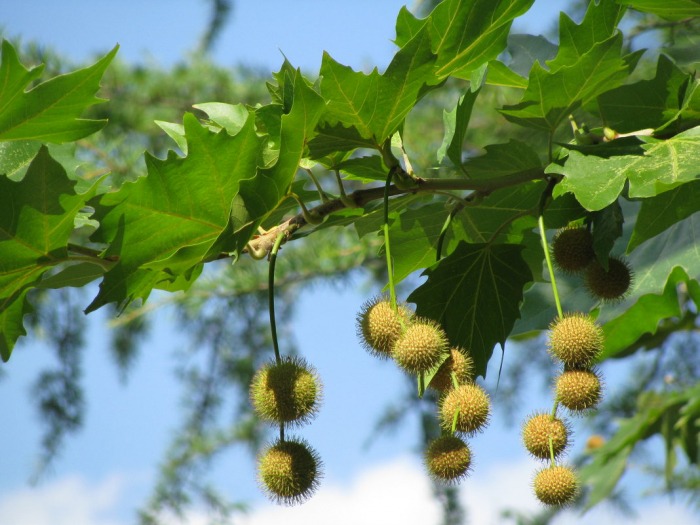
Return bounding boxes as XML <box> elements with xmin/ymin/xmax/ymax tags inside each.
<box><xmin>244</xmin><ymin>167</ymin><xmax>547</xmax><ymax>257</ymax></box>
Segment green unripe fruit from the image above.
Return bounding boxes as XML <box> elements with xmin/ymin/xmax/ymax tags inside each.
<box><xmin>250</xmin><ymin>357</ymin><xmax>321</xmax><ymax>426</ymax></box>
<box><xmin>439</xmin><ymin>383</ymin><xmax>491</xmax><ymax>435</ymax></box>
<box><xmin>357</xmin><ymin>296</ymin><xmax>412</xmax><ymax>358</ymax></box>
<box><xmin>393</xmin><ymin>319</ymin><xmax>449</xmax><ymax>374</ymax></box>
<box><xmin>585</xmin><ymin>257</ymin><xmax>633</xmax><ymax>301</ymax></box>
<box><xmin>258</xmin><ymin>438</ymin><xmax>321</xmax><ymax>505</ymax></box>
<box><xmin>551</xmin><ymin>227</ymin><xmax>595</xmax><ymax>273</ymax></box>
<box><xmin>429</xmin><ymin>347</ymin><xmax>475</xmax><ymax>392</ymax></box>
<box><xmin>425</xmin><ymin>435</ymin><xmax>472</xmax><ymax>483</ymax></box>
<box><xmin>548</xmin><ymin>313</ymin><xmax>603</xmax><ymax>368</ymax></box>
<box><xmin>555</xmin><ymin>369</ymin><xmax>602</xmax><ymax>411</ymax></box>
<box><xmin>522</xmin><ymin>413</ymin><xmax>570</xmax><ymax>460</ymax></box>
<box><xmin>533</xmin><ymin>465</ymin><xmax>578</xmax><ymax>506</ymax></box>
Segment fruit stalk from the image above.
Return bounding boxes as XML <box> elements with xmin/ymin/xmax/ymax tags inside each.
<box><xmin>269</xmin><ymin>232</ymin><xmax>286</xmax><ymax>365</ymax></box>
<box><xmin>384</xmin><ymin>170</ymin><xmax>398</xmax><ymax>309</ymax></box>
<box><xmin>538</xmin><ymin>215</ymin><xmax>563</xmax><ymax>319</ymax></box>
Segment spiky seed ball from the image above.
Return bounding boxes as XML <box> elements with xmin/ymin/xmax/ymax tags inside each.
<box><xmin>250</xmin><ymin>357</ymin><xmax>321</xmax><ymax>426</ymax></box>
<box><xmin>425</xmin><ymin>435</ymin><xmax>472</xmax><ymax>483</ymax></box>
<box><xmin>555</xmin><ymin>369</ymin><xmax>602</xmax><ymax>411</ymax></box>
<box><xmin>522</xmin><ymin>413</ymin><xmax>570</xmax><ymax>460</ymax></box>
<box><xmin>258</xmin><ymin>438</ymin><xmax>322</xmax><ymax>505</ymax></box>
<box><xmin>429</xmin><ymin>347</ymin><xmax>475</xmax><ymax>392</ymax></box>
<box><xmin>393</xmin><ymin>319</ymin><xmax>449</xmax><ymax>374</ymax></box>
<box><xmin>533</xmin><ymin>465</ymin><xmax>578</xmax><ymax>506</ymax></box>
<box><xmin>548</xmin><ymin>313</ymin><xmax>603</xmax><ymax>368</ymax></box>
<box><xmin>585</xmin><ymin>257</ymin><xmax>633</xmax><ymax>301</ymax></box>
<box><xmin>551</xmin><ymin>227</ymin><xmax>595</xmax><ymax>273</ymax></box>
<box><xmin>357</xmin><ymin>296</ymin><xmax>412</xmax><ymax>358</ymax></box>
<box><xmin>439</xmin><ymin>383</ymin><xmax>491</xmax><ymax>435</ymax></box>
<box><xmin>586</xmin><ymin>434</ymin><xmax>606</xmax><ymax>451</ymax></box>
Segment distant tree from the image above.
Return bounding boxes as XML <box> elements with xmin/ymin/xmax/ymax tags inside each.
<box><xmin>1</xmin><ymin>0</ymin><xmax>699</xmax><ymax>523</ymax></box>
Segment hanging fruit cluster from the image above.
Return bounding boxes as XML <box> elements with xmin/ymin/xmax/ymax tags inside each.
<box><xmin>358</xmin><ymin>294</ymin><xmax>488</xmax><ymax>483</ymax></box>
<box><xmin>519</xmin><ymin>223</ymin><xmax>633</xmax><ymax>506</ymax></box>
<box><xmin>248</xmin><ymin>185</ymin><xmax>634</xmax><ymax>507</ymax></box>
<box><xmin>249</xmin><ymin>234</ymin><xmax>324</xmax><ymax>505</ymax></box>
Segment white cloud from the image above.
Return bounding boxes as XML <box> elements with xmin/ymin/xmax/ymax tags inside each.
<box><xmin>237</xmin><ymin>457</ymin><xmax>442</xmax><ymax>525</ymax></box>
<box><xmin>0</xmin><ymin>473</ymin><xmax>126</xmax><ymax>525</ymax></box>
<box><xmin>1</xmin><ymin>461</ymin><xmax>697</xmax><ymax>525</ymax></box>
<box><xmin>553</xmin><ymin>499</ymin><xmax>699</xmax><ymax>525</ymax></box>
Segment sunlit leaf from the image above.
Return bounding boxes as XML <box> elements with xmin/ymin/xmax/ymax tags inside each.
<box><xmin>0</xmin><ymin>40</ymin><xmax>117</xmax><ymax>142</ymax></box>
<box><xmin>0</xmin><ymin>147</ymin><xmax>98</xmax><ymax>359</ymax></box>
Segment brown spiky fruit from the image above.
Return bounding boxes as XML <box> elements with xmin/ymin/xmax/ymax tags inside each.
<box><xmin>393</xmin><ymin>319</ymin><xmax>449</xmax><ymax>374</ymax></box>
<box><xmin>425</xmin><ymin>435</ymin><xmax>472</xmax><ymax>483</ymax></box>
<box><xmin>258</xmin><ymin>438</ymin><xmax>322</xmax><ymax>505</ymax></box>
<box><xmin>439</xmin><ymin>383</ymin><xmax>491</xmax><ymax>435</ymax></box>
<box><xmin>357</xmin><ymin>296</ymin><xmax>412</xmax><ymax>358</ymax></box>
<box><xmin>585</xmin><ymin>256</ymin><xmax>633</xmax><ymax>301</ymax></box>
<box><xmin>522</xmin><ymin>413</ymin><xmax>570</xmax><ymax>460</ymax></box>
<box><xmin>555</xmin><ymin>369</ymin><xmax>602</xmax><ymax>411</ymax></box>
<box><xmin>250</xmin><ymin>357</ymin><xmax>321</xmax><ymax>426</ymax></box>
<box><xmin>551</xmin><ymin>227</ymin><xmax>595</xmax><ymax>273</ymax></box>
<box><xmin>548</xmin><ymin>313</ymin><xmax>604</xmax><ymax>368</ymax></box>
<box><xmin>533</xmin><ymin>465</ymin><xmax>578</xmax><ymax>506</ymax></box>
<box><xmin>429</xmin><ymin>347</ymin><xmax>475</xmax><ymax>392</ymax></box>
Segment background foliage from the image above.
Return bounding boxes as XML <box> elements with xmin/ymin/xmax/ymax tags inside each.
<box><xmin>1</xmin><ymin>0</ymin><xmax>699</xmax><ymax>523</ymax></box>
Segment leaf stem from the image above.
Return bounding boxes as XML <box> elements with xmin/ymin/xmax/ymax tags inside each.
<box><xmin>304</xmin><ymin>168</ymin><xmax>328</xmax><ymax>202</ymax></box>
<box><xmin>538</xmin><ymin>215</ymin><xmax>563</xmax><ymax>319</ymax></box>
<box><xmin>268</xmin><ymin>231</ymin><xmax>286</xmax><ymax>365</ymax></box>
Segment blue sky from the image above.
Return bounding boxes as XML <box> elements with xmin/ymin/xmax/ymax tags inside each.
<box><xmin>1</xmin><ymin>2</ymin><xmax>698</xmax><ymax>525</ymax></box>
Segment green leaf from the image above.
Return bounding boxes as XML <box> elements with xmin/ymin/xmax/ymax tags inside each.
<box><xmin>0</xmin><ymin>146</ymin><xmax>98</xmax><ymax>359</ymax></box>
<box><xmin>36</xmin><ymin>262</ymin><xmax>106</xmax><ymax>289</ymax></box>
<box><xmin>600</xmin><ymin>267</ymin><xmax>686</xmax><ymax>359</ymax></box>
<box><xmin>389</xmin><ymin>203</ymin><xmax>450</xmax><ymax>284</ymax></box>
<box><xmin>155</xmin><ymin>121</ymin><xmax>187</xmax><ymax>153</ymax></box>
<box><xmin>580</xmin><ymin>444</ymin><xmax>632</xmax><ymax>510</ymax></box>
<box><xmin>408</xmin><ymin>242</ymin><xmax>532</xmax><ymax>377</ymax></box>
<box><xmin>580</xmin><ymin>387</ymin><xmax>698</xmax><ymax>508</ymax></box>
<box><xmin>86</xmin><ymin>111</ymin><xmax>263</xmax><ymax>312</ymax></box>
<box><xmin>319</xmin><ymin>27</ymin><xmax>436</xmax><ymax>144</ymax></box>
<box><xmin>462</xmin><ymin>139</ymin><xmax>542</xmax><ymax>178</ymax></box>
<box><xmin>429</xmin><ymin>0</ymin><xmax>535</xmax><ymax>80</ymax></box>
<box><xmin>500</xmin><ymin>35</ymin><xmax>628</xmax><ymax>131</ymax></box>
<box><xmin>628</xmin><ymin>179</ymin><xmax>700</xmax><ymax>252</ymax></box>
<box><xmin>597</xmin><ymin>211</ymin><xmax>700</xmax><ymax>353</ymax></box>
<box><xmin>236</xmin><ymin>71</ymin><xmax>325</xmax><ymax>235</ymax></box>
<box><xmin>193</xmin><ymin>102</ymin><xmax>250</xmax><ymax>136</ymax></box>
<box><xmin>591</xmin><ymin>200</ymin><xmax>624</xmax><ymax>264</ymax></box>
<box><xmin>0</xmin><ymin>40</ymin><xmax>117</xmax><ymax>143</ymax></box>
<box><xmin>336</xmin><ymin>156</ymin><xmax>387</xmax><ymax>182</ymax></box>
<box><xmin>484</xmin><ymin>60</ymin><xmax>527</xmax><ymax>89</ymax></box>
<box><xmin>598</xmin><ymin>54</ymin><xmax>700</xmax><ymax>133</ymax></box>
<box><xmin>546</xmin><ymin>0</ymin><xmax>625</xmax><ymax>72</ymax></box>
<box><xmin>617</xmin><ymin>0</ymin><xmax>700</xmax><ymax>20</ymax></box>
<box><xmin>551</xmin><ymin>127</ymin><xmax>700</xmax><ymax>211</ymax></box>
<box><xmin>437</xmin><ymin>87</ymin><xmax>480</xmax><ymax>165</ymax></box>
<box><xmin>307</xmin><ymin>123</ymin><xmax>378</xmax><ymax>159</ymax></box>
<box><xmin>505</xmin><ymin>34</ymin><xmax>558</xmax><ymax>78</ymax></box>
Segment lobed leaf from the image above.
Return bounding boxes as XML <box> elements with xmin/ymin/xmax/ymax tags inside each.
<box><xmin>0</xmin><ymin>40</ymin><xmax>117</xmax><ymax>143</ymax></box>
<box><xmin>598</xmin><ymin>54</ymin><xmax>700</xmax><ymax>134</ymax></box>
<box><xmin>500</xmin><ymin>35</ymin><xmax>628</xmax><ymax>131</ymax></box>
<box><xmin>551</xmin><ymin>126</ymin><xmax>700</xmax><ymax>211</ymax></box>
<box><xmin>408</xmin><ymin>242</ymin><xmax>532</xmax><ymax>377</ymax></box>
<box><xmin>616</xmin><ymin>0</ymin><xmax>700</xmax><ymax>20</ymax></box>
<box><xmin>0</xmin><ymin>147</ymin><xmax>99</xmax><ymax>359</ymax></box>
<box><xmin>319</xmin><ymin>27</ymin><xmax>436</xmax><ymax>145</ymax></box>
<box><xmin>86</xmin><ymin>111</ymin><xmax>263</xmax><ymax>312</ymax></box>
